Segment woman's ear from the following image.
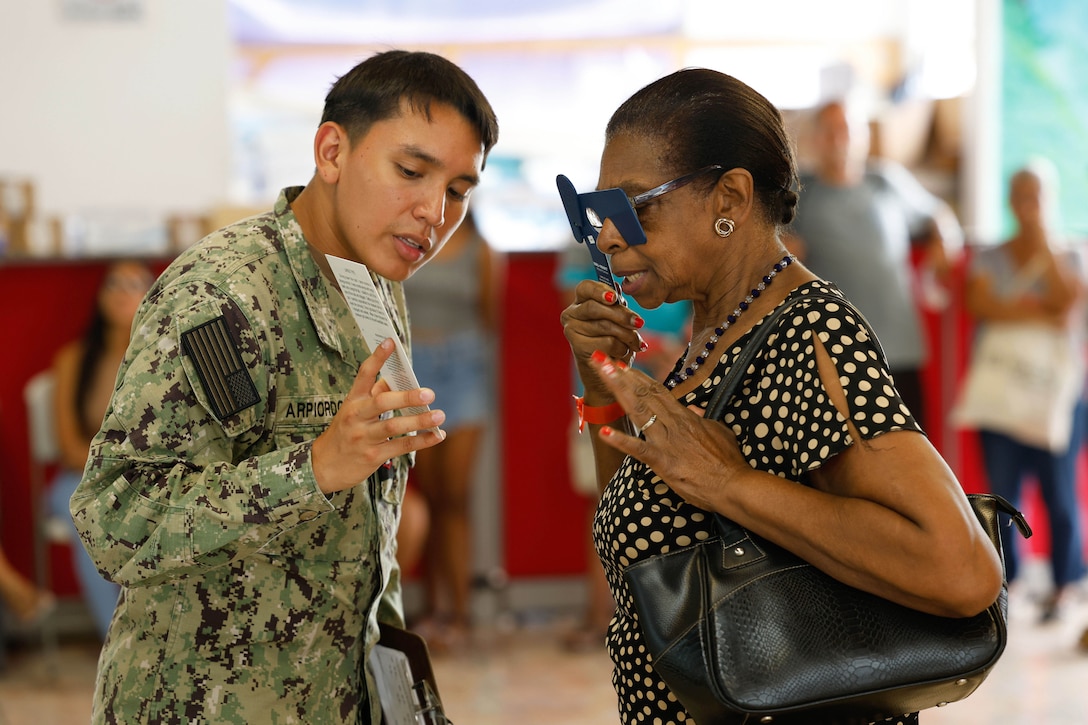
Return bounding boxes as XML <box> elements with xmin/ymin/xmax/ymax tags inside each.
<box><xmin>313</xmin><ymin>122</ymin><xmax>349</xmax><ymax>184</ymax></box>
<box><xmin>714</xmin><ymin>168</ymin><xmax>755</xmax><ymax>225</ymax></box>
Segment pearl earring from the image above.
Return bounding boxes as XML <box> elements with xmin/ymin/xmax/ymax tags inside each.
<box><xmin>715</xmin><ymin>218</ymin><xmax>735</xmax><ymax>238</ymax></box>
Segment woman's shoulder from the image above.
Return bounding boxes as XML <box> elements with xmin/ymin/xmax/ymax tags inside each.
<box><xmin>1055</xmin><ymin>243</ymin><xmax>1084</xmax><ymax>266</ymax></box>
<box><xmin>744</xmin><ymin>280</ymin><xmax>846</xmax><ymax>338</ymax></box>
<box><xmin>781</xmin><ymin>279</ymin><xmax>853</xmax><ymax>313</ymax></box>
<box><xmin>774</xmin><ymin>280</ymin><xmax>883</xmax><ymax>347</ymax></box>
<box><xmin>971</xmin><ymin>242</ymin><xmax>1011</xmax><ymax>261</ymax></box>
<box><xmin>52</xmin><ymin>339</ymin><xmax>85</xmax><ymax>376</ymax></box>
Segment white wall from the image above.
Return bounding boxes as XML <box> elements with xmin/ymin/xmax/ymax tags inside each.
<box><xmin>0</xmin><ymin>0</ymin><xmax>230</xmax><ymax>219</ymax></box>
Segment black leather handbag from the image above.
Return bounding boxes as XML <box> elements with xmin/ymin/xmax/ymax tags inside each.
<box><xmin>623</xmin><ymin>291</ymin><xmax>1033</xmax><ymax>725</ymax></box>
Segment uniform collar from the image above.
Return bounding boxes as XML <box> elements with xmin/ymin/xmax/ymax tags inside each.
<box><xmin>273</xmin><ymin>186</ymin><xmax>357</xmax><ymax>358</ymax></box>
<box><xmin>272</xmin><ymin>187</ymin><xmax>409</xmax><ymax>365</ymax></box>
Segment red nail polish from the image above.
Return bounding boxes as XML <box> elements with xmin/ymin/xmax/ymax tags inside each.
<box><xmin>633</xmin><ymin>316</ymin><xmax>645</xmax><ymax>329</ymax></box>
<box><xmin>615</xmin><ymin>360</ymin><xmax>628</xmax><ymax>370</ymax></box>
<box><xmin>604</xmin><ymin>291</ymin><xmax>617</xmax><ymax>304</ymax></box>
<box><xmin>600</xmin><ymin>426</ymin><xmax>614</xmax><ymax>437</ymax></box>
<box><xmin>639</xmin><ymin>340</ymin><xmax>649</xmax><ymax>352</ymax></box>
<box><xmin>591</xmin><ymin>350</ymin><xmax>608</xmax><ymax>364</ymax></box>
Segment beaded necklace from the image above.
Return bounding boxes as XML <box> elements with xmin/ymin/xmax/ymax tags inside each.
<box><xmin>665</xmin><ymin>254</ymin><xmax>795</xmax><ymax>390</ymax></box>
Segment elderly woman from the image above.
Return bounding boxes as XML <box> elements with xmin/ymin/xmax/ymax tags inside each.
<box><xmin>560</xmin><ymin>69</ymin><xmax>1003</xmax><ymax>725</ymax></box>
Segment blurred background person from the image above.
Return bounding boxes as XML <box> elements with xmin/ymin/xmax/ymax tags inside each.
<box><xmin>789</xmin><ymin>97</ymin><xmax>963</xmax><ymax>430</ymax></box>
<box><xmin>47</xmin><ymin>259</ymin><xmax>153</xmax><ymax>639</ymax></box>
<box><xmin>0</xmin><ymin>544</ymin><xmax>53</xmax><ymax>628</ymax></box>
<box><xmin>395</xmin><ymin>485</ymin><xmax>430</xmax><ymax>581</ymax></box>
<box><xmin>963</xmin><ymin>160</ymin><xmax>1086</xmax><ymax>623</ymax></box>
<box><xmin>556</xmin><ymin>239</ymin><xmax>691</xmax><ymax>651</ymax></box>
<box><xmin>404</xmin><ymin>210</ymin><xmax>501</xmax><ymax>651</ymax></box>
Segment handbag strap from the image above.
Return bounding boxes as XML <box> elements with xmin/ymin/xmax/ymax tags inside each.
<box><xmin>703</xmin><ymin>286</ymin><xmax>1034</xmax><ymax>552</ymax></box>
<box><xmin>706</xmin><ymin>287</ymin><xmax>885</xmax><ymax>421</ymax></box>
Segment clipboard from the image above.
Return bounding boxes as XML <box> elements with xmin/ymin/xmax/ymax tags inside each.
<box><xmin>371</xmin><ymin>622</ymin><xmax>453</xmax><ymax>725</ymax></box>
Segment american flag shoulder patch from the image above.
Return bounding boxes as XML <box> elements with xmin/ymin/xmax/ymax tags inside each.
<box><xmin>180</xmin><ymin>316</ymin><xmax>261</xmax><ymax>419</ymax></box>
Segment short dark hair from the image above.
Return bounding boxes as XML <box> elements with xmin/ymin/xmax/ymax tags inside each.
<box><xmin>606</xmin><ymin>68</ymin><xmax>799</xmax><ymax>226</ymax></box>
<box><xmin>321</xmin><ymin>50</ymin><xmax>499</xmax><ymax>162</ymax></box>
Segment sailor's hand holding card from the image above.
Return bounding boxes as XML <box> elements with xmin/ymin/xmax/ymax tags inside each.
<box><xmin>312</xmin><ymin>338</ymin><xmax>446</xmax><ymax>494</ymax></box>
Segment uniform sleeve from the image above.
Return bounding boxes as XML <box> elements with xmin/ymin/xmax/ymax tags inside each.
<box><xmin>71</xmin><ymin>278</ymin><xmax>335</xmax><ymax>588</ymax></box>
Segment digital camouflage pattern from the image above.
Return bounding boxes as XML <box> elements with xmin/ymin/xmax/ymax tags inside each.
<box><xmin>71</xmin><ymin>186</ymin><xmax>411</xmax><ymax>724</ymax></box>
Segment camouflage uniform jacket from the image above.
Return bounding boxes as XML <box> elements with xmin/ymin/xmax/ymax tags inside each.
<box><xmin>71</xmin><ymin>186</ymin><xmax>411</xmax><ymax>724</ymax></box>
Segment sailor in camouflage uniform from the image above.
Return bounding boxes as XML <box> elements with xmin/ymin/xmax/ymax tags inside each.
<box><xmin>70</xmin><ymin>50</ymin><xmax>498</xmax><ymax>724</ymax></box>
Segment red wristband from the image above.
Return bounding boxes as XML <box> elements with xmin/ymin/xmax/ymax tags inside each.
<box><xmin>574</xmin><ymin>396</ymin><xmax>625</xmax><ymax>433</ymax></box>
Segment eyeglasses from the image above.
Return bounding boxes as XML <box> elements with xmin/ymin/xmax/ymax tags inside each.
<box><xmin>579</xmin><ymin>165</ymin><xmax>724</xmax><ymax>246</ymax></box>
<box><xmin>556</xmin><ymin>165</ymin><xmax>723</xmax><ymax>250</ymax></box>
<box><xmin>629</xmin><ymin>164</ymin><xmax>724</xmax><ymax>209</ymax></box>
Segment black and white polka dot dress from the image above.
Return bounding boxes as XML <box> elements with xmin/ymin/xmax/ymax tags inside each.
<box><xmin>594</xmin><ymin>280</ymin><xmax>923</xmax><ymax>725</ymax></box>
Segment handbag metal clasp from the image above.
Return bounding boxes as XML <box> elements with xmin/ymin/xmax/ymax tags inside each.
<box><xmin>719</xmin><ymin>534</ymin><xmax>765</xmax><ymax>570</ymax></box>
